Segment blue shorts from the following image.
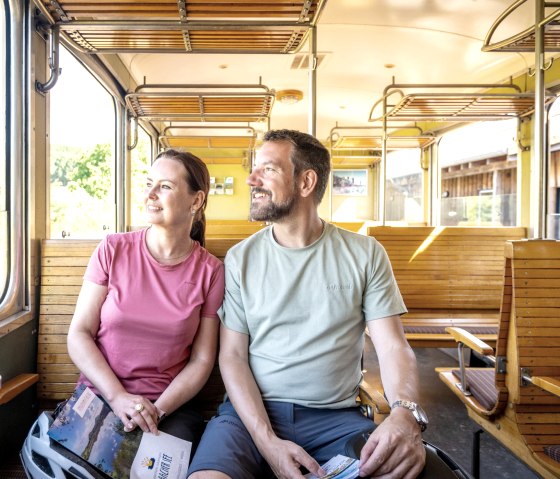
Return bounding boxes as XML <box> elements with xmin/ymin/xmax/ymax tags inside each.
<box><xmin>187</xmin><ymin>400</ymin><xmax>374</xmax><ymax>479</ymax></box>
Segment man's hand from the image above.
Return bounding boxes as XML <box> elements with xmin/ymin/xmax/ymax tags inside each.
<box><xmin>358</xmin><ymin>408</ymin><xmax>425</xmax><ymax>478</ymax></box>
<box><xmin>259</xmin><ymin>437</ymin><xmax>325</xmax><ymax>479</ymax></box>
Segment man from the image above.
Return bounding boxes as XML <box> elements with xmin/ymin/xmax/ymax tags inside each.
<box><xmin>188</xmin><ymin>130</ymin><xmax>426</xmax><ymax>479</ymax></box>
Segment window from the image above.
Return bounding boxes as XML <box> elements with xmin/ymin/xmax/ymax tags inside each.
<box><xmin>385</xmin><ymin>149</ymin><xmax>424</xmax><ymax>224</ymax></box>
<box><xmin>548</xmin><ymin>98</ymin><xmax>560</xmax><ymax>239</ymax></box>
<box><xmin>49</xmin><ymin>46</ymin><xmax>116</xmax><ymax>239</ymax></box>
<box><xmin>438</xmin><ymin>119</ymin><xmax>517</xmax><ymax>226</ymax></box>
<box><xmin>0</xmin><ymin>4</ymin><xmax>7</xmax><ymax>304</ymax></box>
<box><xmin>130</xmin><ymin>126</ymin><xmax>151</xmax><ymax>227</ymax></box>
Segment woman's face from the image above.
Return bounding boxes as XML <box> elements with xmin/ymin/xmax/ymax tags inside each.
<box><xmin>144</xmin><ymin>157</ymin><xmax>202</xmax><ymax>228</ymax></box>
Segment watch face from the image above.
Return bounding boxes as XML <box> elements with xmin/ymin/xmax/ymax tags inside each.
<box><xmin>413</xmin><ymin>404</ymin><xmax>428</xmax><ymax>430</ymax></box>
<box><xmin>391</xmin><ymin>400</ymin><xmax>428</xmax><ymax>431</ymax></box>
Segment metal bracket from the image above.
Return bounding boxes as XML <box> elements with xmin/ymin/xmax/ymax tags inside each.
<box><xmin>528</xmin><ymin>57</ymin><xmax>554</xmax><ymax>77</ymax></box>
<box><xmin>36</xmin><ymin>26</ymin><xmax>61</xmax><ymax>93</ymax></box>
<box><xmin>520</xmin><ymin>367</ymin><xmax>532</xmax><ymax>386</ymax></box>
<box><xmin>496</xmin><ymin>356</ymin><xmax>507</xmax><ymax>374</ymax></box>
<box><xmin>127</xmin><ymin>117</ymin><xmax>138</xmax><ymax>151</ymax></box>
<box><xmin>455</xmin><ymin>382</ymin><xmax>472</xmax><ymax>396</ymax></box>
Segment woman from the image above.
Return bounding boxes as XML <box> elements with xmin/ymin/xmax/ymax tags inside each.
<box><xmin>67</xmin><ymin>149</ymin><xmax>224</xmax><ymax>448</ymax></box>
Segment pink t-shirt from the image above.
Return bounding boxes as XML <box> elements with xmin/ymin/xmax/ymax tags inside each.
<box><xmin>78</xmin><ymin>228</ymin><xmax>225</xmax><ymax>400</ymax></box>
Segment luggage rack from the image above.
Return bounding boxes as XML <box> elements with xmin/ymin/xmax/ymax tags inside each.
<box><xmin>482</xmin><ymin>0</ymin><xmax>560</xmax><ymax>52</ymax></box>
<box><xmin>329</xmin><ymin>126</ymin><xmax>436</xmax><ymax>150</ymax></box>
<box><xmin>369</xmin><ymin>83</ymin><xmax>551</xmax><ymax>123</ymax></box>
<box><xmin>125</xmin><ymin>83</ymin><xmax>274</xmax><ymax>126</ymax></box>
<box><xmin>327</xmin><ymin>125</ymin><xmax>436</xmax><ymax>167</ymax></box>
<box><xmin>34</xmin><ymin>0</ymin><xmax>327</xmax><ymax>54</ymax></box>
<box><xmin>158</xmin><ymin>125</ymin><xmax>257</xmax><ymax>165</ymax></box>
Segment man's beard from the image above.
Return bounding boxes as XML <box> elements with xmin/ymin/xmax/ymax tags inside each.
<box><xmin>250</xmin><ymin>187</ymin><xmax>297</xmax><ymax>222</ymax></box>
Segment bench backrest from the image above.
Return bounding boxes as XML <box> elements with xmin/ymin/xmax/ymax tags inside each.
<box><xmin>38</xmin><ymin>237</ymin><xmax>241</xmax><ymax>417</ymax></box>
<box><xmin>437</xmin><ymin>239</ymin><xmax>560</xmax><ymax>478</ymax></box>
<box><xmin>507</xmin><ymin>240</ymin><xmax>560</xmax><ymax>474</ymax></box>
<box><xmin>366</xmin><ymin>226</ymin><xmax>527</xmax><ymax>312</ymax></box>
<box><xmin>205</xmin><ymin>220</ymin><xmax>267</xmax><ymax>238</ymax></box>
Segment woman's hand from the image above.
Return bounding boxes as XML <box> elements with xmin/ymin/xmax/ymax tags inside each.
<box><xmin>109</xmin><ymin>392</ymin><xmax>160</xmax><ymax>435</ymax></box>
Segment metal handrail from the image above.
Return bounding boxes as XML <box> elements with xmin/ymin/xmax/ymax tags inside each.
<box><xmin>483</xmin><ymin>0</ymin><xmax>560</xmax><ymax>52</ymax></box>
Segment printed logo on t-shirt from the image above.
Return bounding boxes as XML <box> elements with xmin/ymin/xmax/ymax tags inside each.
<box><xmin>326</xmin><ymin>282</ymin><xmax>353</xmax><ymax>291</ymax></box>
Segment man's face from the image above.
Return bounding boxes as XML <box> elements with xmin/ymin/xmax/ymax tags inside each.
<box><xmin>247</xmin><ymin>141</ymin><xmax>298</xmax><ymax>222</ymax></box>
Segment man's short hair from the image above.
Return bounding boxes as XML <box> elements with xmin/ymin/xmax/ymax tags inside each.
<box><xmin>263</xmin><ymin>129</ymin><xmax>331</xmax><ymax>204</ymax></box>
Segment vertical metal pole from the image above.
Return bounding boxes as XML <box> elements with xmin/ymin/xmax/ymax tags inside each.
<box><xmin>380</xmin><ymin>97</ymin><xmax>387</xmax><ymax>224</ymax></box>
<box><xmin>115</xmin><ymin>104</ymin><xmax>126</xmax><ymax>233</ymax></box>
<box><xmin>532</xmin><ymin>0</ymin><xmax>546</xmax><ymax>238</ymax></box>
<box><xmin>308</xmin><ymin>26</ymin><xmax>317</xmax><ymax>137</ymax></box>
<box><xmin>472</xmin><ymin>429</ymin><xmax>483</xmax><ymax>479</ymax></box>
<box><xmin>328</xmin><ymin>134</ymin><xmax>333</xmax><ymax>221</ymax></box>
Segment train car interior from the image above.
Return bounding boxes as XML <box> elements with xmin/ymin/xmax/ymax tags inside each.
<box><xmin>2</xmin><ymin>1</ymin><xmax>560</xmax><ymax>478</ymax></box>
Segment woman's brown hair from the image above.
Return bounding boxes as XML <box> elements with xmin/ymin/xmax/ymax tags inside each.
<box><xmin>154</xmin><ymin>149</ymin><xmax>209</xmax><ymax>247</ymax></box>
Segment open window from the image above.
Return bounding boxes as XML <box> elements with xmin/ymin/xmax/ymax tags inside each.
<box><xmin>49</xmin><ymin>46</ymin><xmax>117</xmax><ymax>239</ymax></box>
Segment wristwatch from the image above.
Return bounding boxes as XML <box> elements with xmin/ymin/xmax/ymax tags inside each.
<box><xmin>391</xmin><ymin>400</ymin><xmax>428</xmax><ymax>432</ymax></box>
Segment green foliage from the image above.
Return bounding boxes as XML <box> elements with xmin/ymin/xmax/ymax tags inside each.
<box><xmin>51</xmin><ymin>144</ymin><xmax>113</xmax><ymax>200</ymax></box>
<box><xmin>50</xmin><ymin>143</ymin><xmax>115</xmax><ymax>238</ymax></box>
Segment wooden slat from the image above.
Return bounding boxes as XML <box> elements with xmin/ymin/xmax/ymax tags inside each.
<box><xmin>367</xmin><ymin>226</ymin><xmax>526</xmax><ymax>347</ymax></box>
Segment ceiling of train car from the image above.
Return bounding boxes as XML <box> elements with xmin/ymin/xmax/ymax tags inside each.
<box><xmin>115</xmin><ymin>0</ymin><xmax>540</xmax><ymax>142</ymax></box>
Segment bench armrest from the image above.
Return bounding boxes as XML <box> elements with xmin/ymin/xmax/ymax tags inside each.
<box><xmin>359</xmin><ymin>379</ymin><xmax>390</xmax><ymax>424</ymax></box>
<box><xmin>445</xmin><ymin>327</ymin><xmax>494</xmax><ymax>356</ymax></box>
<box><xmin>530</xmin><ymin>376</ymin><xmax>560</xmax><ymax>398</ymax></box>
<box><xmin>0</xmin><ymin>373</ymin><xmax>39</xmax><ymax>405</ymax></box>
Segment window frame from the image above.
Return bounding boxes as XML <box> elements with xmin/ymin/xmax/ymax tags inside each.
<box><xmin>47</xmin><ymin>44</ymin><xmax>119</xmax><ymax>239</ymax></box>
<box><xmin>0</xmin><ymin>0</ymin><xmax>26</xmax><ymax>322</ymax></box>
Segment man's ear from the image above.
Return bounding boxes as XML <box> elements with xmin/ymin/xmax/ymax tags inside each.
<box><xmin>298</xmin><ymin>169</ymin><xmax>318</xmax><ymax>199</ymax></box>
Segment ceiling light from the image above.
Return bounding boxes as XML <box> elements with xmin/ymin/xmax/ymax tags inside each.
<box><xmin>276</xmin><ymin>89</ymin><xmax>304</xmax><ymax>104</ymax></box>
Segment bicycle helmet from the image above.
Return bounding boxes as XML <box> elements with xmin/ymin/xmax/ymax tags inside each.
<box><xmin>20</xmin><ymin>411</ymin><xmax>105</xmax><ymax>479</ymax></box>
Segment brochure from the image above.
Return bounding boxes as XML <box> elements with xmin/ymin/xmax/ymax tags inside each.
<box><xmin>304</xmin><ymin>454</ymin><xmax>359</xmax><ymax>479</ymax></box>
<box><xmin>47</xmin><ymin>384</ymin><xmax>191</xmax><ymax>479</ymax></box>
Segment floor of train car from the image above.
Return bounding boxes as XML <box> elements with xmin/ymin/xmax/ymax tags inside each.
<box><xmin>1</xmin><ymin>347</ymin><xmax>541</xmax><ymax>479</ymax></box>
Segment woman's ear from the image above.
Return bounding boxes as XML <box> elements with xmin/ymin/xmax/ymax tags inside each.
<box><xmin>299</xmin><ymin>169</ymin><xmax>318</xmax><ymax>199</ymax></box>
<box><xmin>193</xmin><ymin>190</ymin><xmax>206</xmax><ymax>211</ymax></box>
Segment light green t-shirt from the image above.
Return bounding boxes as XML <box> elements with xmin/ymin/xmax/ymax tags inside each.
<box><xmin>219</xmin><ymin>222</ymin><xmax>406</xmax><ymax>408</ymax></box>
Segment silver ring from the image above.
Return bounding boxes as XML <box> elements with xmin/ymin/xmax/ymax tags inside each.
<box><xmin>134</xmin><ymin>403</ymin><xmax>144</xmax><ymax>413</ymax></box>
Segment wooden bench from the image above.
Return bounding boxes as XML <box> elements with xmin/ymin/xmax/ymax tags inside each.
<box><xmin>205</xmin><ymin>220</ymin><xmax>267</xmax><ymax>238</ymax></box>
<box><xmin>134</xmin><ymin>221</ymin><xmax>365</xmax><ymax>239</ymax></box>
<box><xmin>437</xmin><ymin>239</ymin><xmax>560</xmax><ymax>479</ymax></box>
<box><xmin>130</xmin><ymin>220</ymin><xmax>267</xmax><ymax>239</ymax></box>
<box><xmin>37</xmin><ymin>237</ymin><xmax>242</xmax><ymax>417</ymax></box>
<box><xmin>37</xmin><ymin>236</ymin><xmax>388</xmax><ymax>423</ymax></box>
<box><xmin>331</xmin><ymin>222</ymin><xmax>366</xmax><ymax>233</ymax></box>
<box><xmin>366</xmin><ymin>226</ymin><xmax>527</xmax><ymax>347</ymax></box>
<box><xmin>206</xmin><ymin>220</ymin><xmax>365</xmax><ymax>237</ymax></box>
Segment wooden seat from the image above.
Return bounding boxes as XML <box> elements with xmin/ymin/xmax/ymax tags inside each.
<box><xmin>205</xmin><ymin>220</ymin><xmax>267</xmax><ymax>238</ymax></box>
<box><xmin>38</xmin><ymin>237</ymin><xmax>242</xmax><ymax>417</ymax></box>
<box><xmin>367</xmin><ymin>226</ymin><xmax>527</xmax><ymax>347</ymax></box>
<box><xmin>437</xmin><ymin>239</ymin><xmax>560</xmax><ymax>479</ymax></box>
<box><xmin>38</xmin><ymin>236</ymin><xmax>385</xmax><ymax>422</ymax></box>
